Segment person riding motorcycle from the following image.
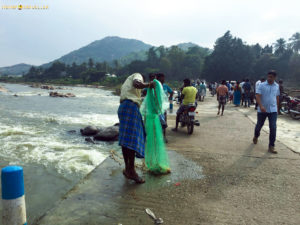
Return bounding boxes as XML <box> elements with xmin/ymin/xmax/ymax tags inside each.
<box><xmin>172</xmin><ymin>78</ymin><xmax>197</xmax><ymax>132</ymax></box>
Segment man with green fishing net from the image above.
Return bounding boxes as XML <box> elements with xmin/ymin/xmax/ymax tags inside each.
<box><xmin>118</xmin><ymin>73</ymin><xmax>154</xmax><ymax>184</ymax></box>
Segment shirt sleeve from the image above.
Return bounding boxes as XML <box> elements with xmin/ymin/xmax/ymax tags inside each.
<box><xmin>182</xmin><ymin>87</ymin><xmax>186</xmax><ymax>95</ymax></box>
<box><xmin>167</xmin><ymin>85</ymin><xmax>173</xmax><ymax>94</ymax></box>
<box><xmin>256</xmin><ymin>83</ymin><xmax>262</xmax><ymax>94</ymax></box>
<box><xmin>276</xmin><ymin>86</ymin><xmax>280</xmax><ymax>96</ymax></box>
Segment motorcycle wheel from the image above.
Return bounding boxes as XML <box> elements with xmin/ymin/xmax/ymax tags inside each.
<box><xmin>290</xmin><ymin>112</ymin><xmax>300</xmax><ymax>120</ymax></box>
<box><xmin>187</xmin><ymin>118</ymin><xmax>194</xmax><ymax>135</ymax></box>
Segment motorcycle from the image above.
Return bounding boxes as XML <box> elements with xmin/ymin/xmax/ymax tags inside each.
<box><xmin>179</xmin><ymin>104</ymin><xmax>200</xmax><ymax>134</ymax></box>
<box><xmin>280</xmin><ymin>93</ymin><xmax>300</xmax><ymax>120</ymax></box>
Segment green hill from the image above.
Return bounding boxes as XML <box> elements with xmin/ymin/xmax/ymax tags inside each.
<box><xmin>0</xmin><ymin>63</ymin><xmax>33</xmax><ymax>76</ymax></box>
<box><xmin>41</xmin><ymin>36</ymin><xmax>153</xmax><ymax>68</ymax></box>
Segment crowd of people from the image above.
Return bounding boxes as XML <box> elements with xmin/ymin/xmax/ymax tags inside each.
<box><xmin>117</xmin><ymin>70</ymin><xmax>283</xmax><ymax>184</ymax></box>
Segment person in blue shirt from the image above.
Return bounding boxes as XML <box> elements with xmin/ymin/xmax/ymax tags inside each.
<box><xmin>243</xmin><ymin>79</ymin><xmax>252</xmax><ymax>107</ymax></box>
<box><xmin>156</xmin><ymin>73</ymin><xmax>173</xmax><ymax>142</ymax></box>
<box><xmin>253</xmin><ymin>70</ymin><xmax>280</xmax><ymax>154</ymax></box>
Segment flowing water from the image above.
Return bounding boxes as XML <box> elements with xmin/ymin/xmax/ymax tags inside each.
<box><xmin>0</xmin><ymin>83</ymin><xmax>120</xmax><ymax>222</ymax></box>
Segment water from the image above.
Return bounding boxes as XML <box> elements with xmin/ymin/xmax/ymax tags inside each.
<box><xmin>0</xmin><ymin>82</ymin><xmax>120</xmax><ymax>222</ymax></box>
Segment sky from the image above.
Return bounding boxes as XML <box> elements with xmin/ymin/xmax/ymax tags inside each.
<box><xmin>0</xmin><ymin>0</ymin><xmax>299</xmax><ymax>67</ymax></box>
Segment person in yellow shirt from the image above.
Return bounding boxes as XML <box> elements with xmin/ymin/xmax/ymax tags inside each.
<box><xmin>172</xmin><ymin>79</ymin><xmax>197</xmax><ymax>131</ymax></box>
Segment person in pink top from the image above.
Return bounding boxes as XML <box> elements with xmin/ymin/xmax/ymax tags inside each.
<box><xmin>216</xmin><ymin>80</ymin><xmax>229</xmax><ymax>116</ymax></box>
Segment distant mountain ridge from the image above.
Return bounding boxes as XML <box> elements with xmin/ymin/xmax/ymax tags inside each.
<box><xmin>41</xmin><ymin>36</ymin><xmax>153</xmax><ymax>68</ymax></box>
<box><xmin>0</xmin><ymin>37</ymin><xmax>205</xmax><ymax>75</ymax></box>
<box><xmin>0</xmin><ymin>63</ymin><xmax>33</xmax><ymax>76</ymax></box>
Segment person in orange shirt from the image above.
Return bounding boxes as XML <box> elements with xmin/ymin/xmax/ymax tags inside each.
<box><xmin>217</xmin><ymin>80</ymin><xmax>229</xmax><ymax>116</ymax></box>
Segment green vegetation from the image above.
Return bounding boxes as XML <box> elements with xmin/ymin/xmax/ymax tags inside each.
<box><xmin>40</xmin><ymin>36</ymin><xmax>152</xmax><ymax>68</ymax></box>
<box><xmin>203</xmin><ymin>31</ymin><xmax>300</xmax><ymax>83</ymax></box>
<box><xmin>1</xmin><ymin>31</ymin><xmax>299</xmax><ymax>89</ymax></box>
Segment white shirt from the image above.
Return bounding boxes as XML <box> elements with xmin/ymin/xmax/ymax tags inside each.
<box><xmin>255</xmin><ymin>80</ymin><xmax>261</xmax><ymax>91</ymax></box>
<box><xmin>240</xmin><ymin>82</ymin><xmax>245</xmax><ymax>94</ymax></box>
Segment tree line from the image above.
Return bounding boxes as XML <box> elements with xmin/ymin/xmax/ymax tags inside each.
<box><xmin>9</xmin><ymin>31</ymin><xmax>300</xmax><ymax>86</ymax></box>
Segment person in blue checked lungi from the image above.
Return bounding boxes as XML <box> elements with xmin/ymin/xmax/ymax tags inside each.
<box><xmin>118</xmin><ymin>73</ymin><xmax>154</xmax><ymax>184</ymax></box>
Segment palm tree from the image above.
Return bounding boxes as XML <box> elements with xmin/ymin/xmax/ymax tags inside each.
<box><xmin>274</xmin><ymin>38</ymin><xmax>286</xmax><ymax>56</ymax></box>
<box><xmin>289</xmin><ymin>32</ymin><xmax>300</xmax><ymax>53</ymax></box>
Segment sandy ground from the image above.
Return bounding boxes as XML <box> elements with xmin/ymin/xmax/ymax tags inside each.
<box><xmin>35</xmin><ymin>95</ymin><xmax>300</xmax><ymax>225</ymax></box>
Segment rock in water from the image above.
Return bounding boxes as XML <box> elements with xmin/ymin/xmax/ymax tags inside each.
<box><xmin>49</xmin><ymin>91</ymin><xmax>76</xmax><ymax>98</ymax></box>
<box><xmin>93</xmin><ymin>126</ymin><xmax>119</xmax><ymax>141</ymax></box>
<box><xmin>80</xmin><ymin>126</ymin><xmax>99</xmax><ymax>136</ymax></box>
<box><xmin>85</xmin><ymin>137</ymin><xmax>95</xmax><ymax>144</ymax></box>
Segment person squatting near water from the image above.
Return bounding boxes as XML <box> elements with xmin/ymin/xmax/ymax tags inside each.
<box><xmin>216</xmin><ymin>80</ymin><xmax>229</xmax><ymax>116</ymax></box>
<box><xmin>118</xmin><ymin>73</ymin><xmax>155</xmax><ymax>184</ymax></box>
<box><xmin>253</xmin><ymin>70</ymin><xmax>280</xmax><ymax>154</ymax></box>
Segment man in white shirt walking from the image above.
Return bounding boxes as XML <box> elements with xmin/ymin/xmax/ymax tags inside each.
<box><xmin>253</xmin><ymin>71</ymin><xmax>280</xmax><ymax>154</ymax></box>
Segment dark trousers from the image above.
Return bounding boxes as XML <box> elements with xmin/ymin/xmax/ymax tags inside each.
<box><xmin>244</xmin><ymin>92</ymin><xmax>251</xmax><ymax>107</ymax></box>
<box><xmin>254</xmin><ymin>112</ymin><xmax>277</xmax><ymax>147</ymax></box>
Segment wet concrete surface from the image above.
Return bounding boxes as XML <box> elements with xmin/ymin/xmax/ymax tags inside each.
<box><xmin>34</xmin><ymin>151</ymin><xmax>204</xmax><ymax>225</ymax></box>
<box><xmin>36</xmin><ymin>95</ymin><xmax>300</xmax><ymax>225</ymax></box>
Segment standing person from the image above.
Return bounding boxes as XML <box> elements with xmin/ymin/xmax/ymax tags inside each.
<box><xmin>255</xmin><ymin>78</ymin><xmax>266</xmax><ymax>110</ymax></box>
<box><xmin>172</xmin><ymin>79</ymin><xmax>197</xmax><ymax>131</ymax></box>
<box><xmin>253</xmin><ymin>71</ymin><xmax>280</xmax><ymax>154</ymax></box>
<box><xmin>156</xmin><ymin>73</ymin><xmax>173</xmax><ymax>142</ymax></box>
<box><xmin>211</xmin><ymin>82</ymin><xmax>216</xmax><ymax>96</ymax></box>
<box><xmin>217</xmin><ymin>80</ymin><xmax>229</xmax><ymax>116</ymax></box>
<box><xmin>140</xmin><ymin>79</ymin><xmax>170</xmax><ymax>174</ymax></box>
<box><xmin>233</xmin><ymin>82</ymin><xmax>242</xmax><ymax>106</ymax></box>
<box><xmin>240</xmin><ymin>79</ymin><xmax>245</xmax><ymax>106</ymax></box>
<box><xmin>226</xmin><ymin>81</ymin><xmax>232</xmax><ymax>102</ymax></box>
<box><xmin>229</xmin><ymin>87</ymin><xmax>234</xmax><ymax>104</ymax></box>
<box><xmin>118</xmin><ymin>73</ymin><xmax>154</xmax><ymax>183</ymax></box>
<box><xmin>243</xmin><ymin>79</ymin><xmax>252</xmax><ymax>107</ymax></box>
<box><xmin>198</xmin><ymin>81</ymin><xmax>206</xmax><ymax>102</ymax></box>
<box><xmin>142</xmin><ymin>73</ymin><xmax>156</xmax><ymax>96</ymax></box>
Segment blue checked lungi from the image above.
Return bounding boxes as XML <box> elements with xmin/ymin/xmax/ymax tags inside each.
<box><xmin>118</xmin><ymin>100</ymin><xmax>146</xmax><ymax>158</ymax></box>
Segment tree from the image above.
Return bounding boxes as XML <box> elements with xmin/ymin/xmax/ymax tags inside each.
<box><xmin>274</xmin><ymin>38</ymin><xmax>286</xmax><ymax>56</ymax></box>
<box><xmin>88</xmin><ymin>58</ymin><xmax>94</xmax><ymax>68</ymax></box>
<box><xmin>289</xmin><ymin>32</ymin><xmax>300</xmax><ymax>53</ymax></box>
<box><xmin>147</xmin><ymin>47</ymin><xmax>159</xmax><ymax>67</ymax></box>
<box><xmin>202</xmin><ymin>31</ymin><xmax>254</xmax><ymax>81</ymax></box>
<box><xmin>262</xmin><ymin>45</ymin><xmax>273</xmax><ymax>54</ymax></box>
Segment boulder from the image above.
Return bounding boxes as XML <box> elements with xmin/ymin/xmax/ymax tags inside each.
<box><xmin>85</xmin><ymin>137</ymin><xmax>95</xmax><ymax>144</ymax></box>
<box><xmin>80</xmin><ymin>126</ymin><xmax>99</xmax><ymax>136</ymax></box>
<box><xmin>41</xmin><ymin>85</ymin><xmax>54</xmax><ymax>90</ymax></box>
<box><xmin>93</xmin><ymin>126</ymin><xmax>119</xmax><ymax>141</ymax></box>
<box><xmin>49</xmin><ymin>92</ymin><xmax>75</xmax><ymax>98</ymax></box>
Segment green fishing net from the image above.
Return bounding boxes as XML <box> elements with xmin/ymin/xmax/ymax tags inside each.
<box><xmin>140</xmin><ymin>79</ymin><xmax>170</xmax><ymax>174</ymax></box>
